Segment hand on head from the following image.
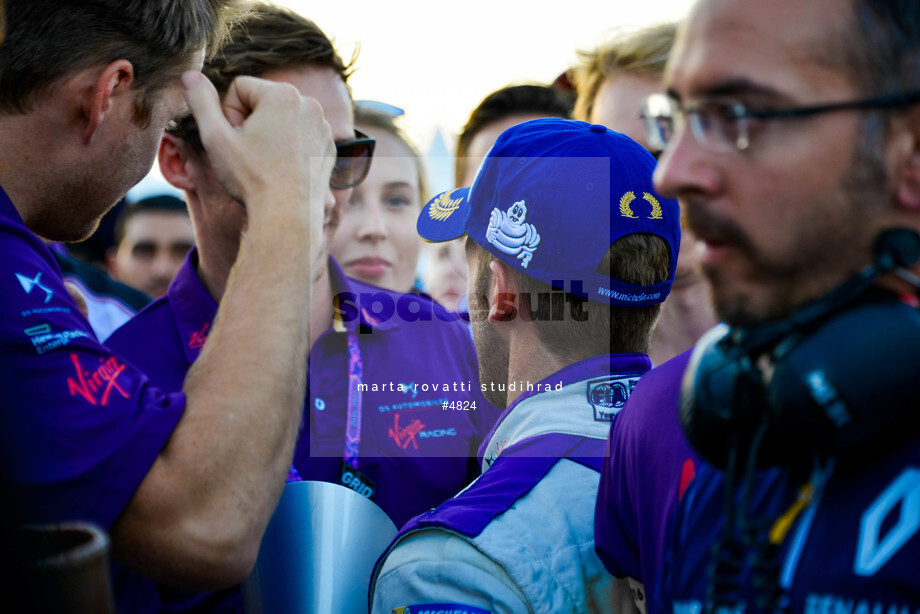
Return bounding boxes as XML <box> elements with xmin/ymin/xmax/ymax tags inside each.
<box><xmin>180</xmin><ymin>71</ymin><xmax>335</xmax><ymax>249</ymax></box>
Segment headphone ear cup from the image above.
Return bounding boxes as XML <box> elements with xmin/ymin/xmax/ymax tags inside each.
<box><xmin>680</xmin><ymin>324</ymin><xmax>762</xmax><ymax>469</ymax></box>
<box><xmin>767</xmin><ymin>295</ymin><xmax>920</xmax><ymax>455</ymax></box>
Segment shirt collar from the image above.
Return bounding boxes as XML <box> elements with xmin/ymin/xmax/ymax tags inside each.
<box><xmin>0</xmin><ymin>186</ymin><xmax>23</xmax><ymax>225</ymax></box>
<box><xmin>0</xmin><ymin>184</ymin><xmax>62</xmax><ymax>274</ymax></box>
<box><xmin>478</xmin><ymin>353</ymin><xmax>652</xmax><ymax>468</ymax></box>
<box><xmin>328</xmin><ymin>257</ymin><xmax>399</xmax><ymax>334</ymax></box>
<box><xmin>168</xmin><ymin>248</ymin><xmax>218</xmax><ymax>364</ymax></box>
<box><xmin>0</xmin><ymin>184</ymin><xmax>25</xmax><ymax>226</ymax></box>
<box><xmin>169</xmin><ymin>253</ymin><xmax>399</xmax><ymax>363</ymax></box>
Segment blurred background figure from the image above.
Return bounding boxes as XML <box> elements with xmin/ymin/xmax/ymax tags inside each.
<box><xmin>573</xmin><ymin>23</ymin><xmax>675</xmax><ymax>153</ymax></box>
<box><xmin>106</xmin><ymin>194</ymin><xmax>194</xmax><ymax>298</ymax></box>
<box><xmin>422</xmin><ymin>239</ymin><xmax>467</xmax><ymax>313</ymax></box>
<box><xmin>53</xmin><ymin>245</ymin><xmax>151</xmax><ymax>341</ymax></box>
<box><xmin>455</xmin><ymin>83</ymin><xmax>573</xmax><ymax>187</ymax></box>
<box><xmin>329</xmin><ymin>103</ymin><xmax>427</xmax><ymax>293</ymax></box>
<box><xmin>422</xmin><ymin>83</ymin><xmax>573</xmax><ymax>316</ymax></box>
<box><xmin>573</xmin><ymin>22</ymin><xmax>716</xmax><ymax>365</ymax></box>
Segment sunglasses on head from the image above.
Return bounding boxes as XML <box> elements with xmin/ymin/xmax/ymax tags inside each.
<box><xmin>331</xmin><ymin>129</ymin><xmax>375</xmax><ymax>190</ymax></box>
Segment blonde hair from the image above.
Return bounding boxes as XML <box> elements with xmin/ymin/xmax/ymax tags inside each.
<box><xmin>355</xmin><ymin>105</ymin><xmax>430</xmax><ymax>204</ymax></box>
<box><xmin>572</xmin><ymin>22</ymin><xmax>677</xmax><ymax>122</ymax></box>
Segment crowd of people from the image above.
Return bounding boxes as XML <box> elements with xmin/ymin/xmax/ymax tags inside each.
<box><xmin>2</xmin><ymin>0</ymin><xmax>919</xmax><ymax>613</ymax></box>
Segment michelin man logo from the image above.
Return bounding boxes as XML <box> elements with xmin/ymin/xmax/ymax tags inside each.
<box><xmin>485</xmin><ymin>200</ymin><xmax>541</xmax><ymax>268</ymax></box>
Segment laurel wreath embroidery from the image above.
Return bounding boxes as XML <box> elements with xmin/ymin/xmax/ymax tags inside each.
<box><xmin>643</xmin><ymin>193</ymin><xmax>663</xmax><ymax>219</ymax></box>
<box><xmin>619</xmin><ymin>191</ymin><xmax>664</xmax><ymax>220</ymax></box>
<box><xmin>428</xmin><ymin>189</ymin><xmax>463</xmax><ymax>221</ymax></box>
<box><xmin>619</xmin><ymin>192</ymin><xmax>638</xmax><ymax>218</ymax></box>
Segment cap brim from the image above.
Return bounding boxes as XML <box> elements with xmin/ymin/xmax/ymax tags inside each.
<box><xmin>417</xmin><ymin>187</ymin><xmax>472</xmax><ymax>243</ymax></box>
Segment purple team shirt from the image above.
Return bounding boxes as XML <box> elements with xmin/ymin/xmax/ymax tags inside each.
<box><xmin>658</xmin><ymin>438</ymin><xmax>920</xmax><ymax>613</ymax></box>
<box><xmin>594</xmin><ymin>349</ymin><xmax>701</xmax><ymax>606</ymax></box>
<box><xmin>106</xmin><ymin>250</ymin><xmax>498</xmax><ymax>612</ymax></box>
<box><xmin>0</xmin><ymin>186</ymin><xmax>185</xmax><ymax>612</ymax></box>
<box><xmin>108</xmin><ymin>249</ymin><xmax>497</xmax><ymax>526</ymax></box>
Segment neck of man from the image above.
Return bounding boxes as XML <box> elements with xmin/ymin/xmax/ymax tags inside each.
<box><xmin>195</xmin><ymin>231</ymin><xmax>335</xmax><ymax>349</ymax></box>
<box><xmin>503</xmin><ymin>328</ymin><xmax>569</xmax><ymax>408</ymax></box>
<box><xmin>0</xmin><ymin>113</ymin><xmax>69</xmax><ymax>229</ymax></box>
<box><xmin>649</xmin><ymin>274</ymin><xmax>717</xmax><ymax>365</ymax></box>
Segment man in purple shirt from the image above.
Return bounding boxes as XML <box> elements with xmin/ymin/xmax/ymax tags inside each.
<box><xmin>594</xmin><ymin>350</ymin><xmax>700</xmax><ymax>614</ymax></box>
<box><xmin>607</xmin><ymin>0</ymin><xmax>920</xmax><ymax>612</ymax></box>
<box><xmin>0</xmin><ymin>1</ymin><xmax>339</xmax><ymax>612</ymax></box>
<box><xmin>108</xmin><ymin>0</ymin><xmax>495</xmax><ymax>556</ymax></box>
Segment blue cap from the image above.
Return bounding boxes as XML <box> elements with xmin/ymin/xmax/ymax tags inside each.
<box><xmin>418</xmin><ymin>118</ymin><xmax>680</xmax><ymax>307</ymax></box>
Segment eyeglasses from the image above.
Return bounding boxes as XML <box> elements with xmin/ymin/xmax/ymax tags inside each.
<box><xmin>331</xmin><ymin>129</ymin><xmax>375</xmax><ymax>190</ymax></box>
<box><xmin>168</xmin><ymin>119</ymin><xmax>376</xmax><ymax>190</ymax></box>
<box><xmin>641</xmin><ymin>90</ymin><xmax>920</xmax><ymax>154</ymax></box>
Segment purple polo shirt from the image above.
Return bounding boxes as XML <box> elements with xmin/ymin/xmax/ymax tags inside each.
<box><xmin>108</xmin><ymin>250</ymin><xmax>498</xmax><ymax>611</ymax></box>
<box><xmin>0</xmin><ymin>185</ymin><xmax>185</xmax><ymax>612</ymax></box>
<box><xmin>594</xmin><ymin>348</ymin><xmax>702</xmax><ymax>608</ymax></box>
<box><xmin>109</xmin><ymin>250</ymin><xmax>497</xmax><ymax>525</ymax></box>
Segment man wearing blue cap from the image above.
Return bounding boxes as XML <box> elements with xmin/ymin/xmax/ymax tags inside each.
<box><xmin>369</xmin><ymin>117</ymin><xmax>681</xmax><ymax>614</ymax></box>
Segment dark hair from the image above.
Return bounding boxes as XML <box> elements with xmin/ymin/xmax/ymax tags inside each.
<box><xmin>455</xmin><ymin>85</ymin><xmax>572</xmax><ymax>185</ymax></box>
<box><xmin>114</xmin><ymin>195</ymin><xmax>189</xmax><ymax>246</ymax></box>
<box><xmin>168</xmin><ymin>2</ymin><xmax>354</xmax><ymax>149</ymax></box>
<box><xmin>841</xmin><ymin>0</ymin><xmax>920</xmax><ymax>96</ymax></box>
<box><xmin>471</xmin><ymin>232</ymin><xmax>671</xmax><ymax>361</ymax></box>
<box><xmin>0</xmin><ymin>0</ymin><xmax>249</xmax><ymax>125</ymax></box>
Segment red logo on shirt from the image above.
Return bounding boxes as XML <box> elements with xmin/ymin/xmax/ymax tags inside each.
<box><xmin>188</xmin><ymin>322</ymin><xmax>210</xmax><ymax>350</ymax></box>
<box><xmin>66</xmin><ymin>353</ymin><xmax>130</xmax><ymax>406</ymax></box>
<box><xmin>678</xmin><ymin>458</ymin><xmax>696</xmax><ymax>501</ymax></box>
<box><xmin>388</xmin><ymin>413</ymin><xmax>425</xmax><ymax>450</ymax></box>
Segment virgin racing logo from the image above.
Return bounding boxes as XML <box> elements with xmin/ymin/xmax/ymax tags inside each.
<box><xmin>388</xmin><ymin>413</ymin><xmax>425</xmax><ymax>450</ymax></box>
<box><xmin>67</xmin><ymin>353</ymin><xmax>130</xmax><ymax>406</ymax></box>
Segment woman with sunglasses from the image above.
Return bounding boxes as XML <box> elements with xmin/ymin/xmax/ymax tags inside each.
<box><xmin>330</xmin><ymin>104</ymin><xmax>427</xmax><ymax>294</ymax></box>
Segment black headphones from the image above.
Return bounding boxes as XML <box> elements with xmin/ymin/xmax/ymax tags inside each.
<box><xmin>680</xmin><ymin>228</ymin><xmax>920</xmax><ymax>470</ymax></box>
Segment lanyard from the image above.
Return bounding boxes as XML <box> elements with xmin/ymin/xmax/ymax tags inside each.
<box><xmin>343</xmin><ymin>330</ymin><xmax>364</xmax><ymax>469</ymax></box>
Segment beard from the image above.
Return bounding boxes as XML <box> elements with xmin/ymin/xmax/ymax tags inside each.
<box><xmin>31</xmin><ymin>122</ymin><xmax>156</xmax><ymax>243</ymax></box>
<box><xmin>472</xmin><ymin>316</ymin><xmax>510</xmax><ymax>409</ymax></box>
<box><xmin>470</xmin><ymin>261</ymin><xmax>511</xmax><ymax>409</ymax></box>
<box><xmin>688</xmin><ymin>130</ymin><xmax>886</xmax><ymax>328</ymax></box>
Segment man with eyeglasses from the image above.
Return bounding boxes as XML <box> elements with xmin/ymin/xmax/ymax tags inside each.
<box><xmin>106</xmin><ymin>6</ymin><xmax>496</xmax><ymax>610</ymax></box>
<box><xmin>598</xmin><ymin>1</ymin><xmax>920</xmax><ymax>613</ymax></box>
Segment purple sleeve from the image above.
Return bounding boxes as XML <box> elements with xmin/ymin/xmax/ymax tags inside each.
<box><xmin>594</xmin><ymin>349</ymin><xmax>699</xmax><ymax>586</ymax></box>
<box><xmin>1</xmin><ymin>226</ymin><xmax>185</xmax><ymax>530</ymax></box>
<box><xmin>595</xmin><ymin>409</ymin><xmax>642</xmax><ymax>579</ymax></box>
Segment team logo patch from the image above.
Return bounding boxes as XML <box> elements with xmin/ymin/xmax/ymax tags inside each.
<box><xmin>24</xmin><ymin>323</ymin><xmax>89</xmax><ymax>355</ymax></box>
<box><xmin>16</xmin><ymin>271</ymin><xmax>54</xmax><ymax>303</ymax></box>
<box><xmin>399</xmin><ymin>382</ymin><xmax>418</xmax><ymax>398</ymax></box>
<box><xmin>188</xmin><ymin>322</ymin><xmax>210</xmax><ymax>350</ymax></box>
<box><xmin>66</xmin><ymin>353</ymin><xmax>131</xmax><ymax>407</ymax></box>
<box><xmin>428</xmin><ymin>189</ymin><xmax>464</xmax><ymax>221</ymax></box>
<box><xmin>586</xmin><ymin>375</ymin><xmax>640</xmax><ymax>422</ymax></box>
<box><xmin>388</xmin><ymin>413</ymin><xmax>426</xmax><ymax>450</ymax></box>
<box><xmin>619</xmin><ymin>191</ymin><xmax>664</xmax><ymax>220</ymax></box>
<box><xmin>391</xmin><ymin>604</ymin><xmax>491</xmax><ymax>614</ymax></box>
<box><xmin>486</xmin><ymin>200</ymin><xmax>541</xmax><ymax>268</ymax></box>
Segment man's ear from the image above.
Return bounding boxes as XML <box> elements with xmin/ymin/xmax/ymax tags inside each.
<box><xmin>104</xmin><ymin>245</ymin><xmax>120</xmax><ymax>278</ymax></box>
<box><xmin>890</xmin><ymin>105</ymin><xmax>920</xmax><ymax>210</ymax></box>
<box><xmin>159</xmin><ymin>134</ymin><xmax>196</xmax><ymax>191</ymax></box>
<box><xmin>488</xmin><ymin>259</ymin><xmax>518</xmax><ymax>323</ymax></box>
<box><xmin>898</xmin><ymin>150</ymin><xmax>920</xmax><ymax>210</ymax></box>
<box><xmin>82</xmin><ymin>59</ymin><xmax>135</xmax><ymax>144</ymax></box>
